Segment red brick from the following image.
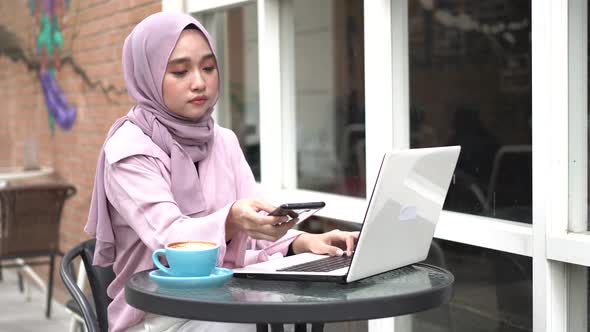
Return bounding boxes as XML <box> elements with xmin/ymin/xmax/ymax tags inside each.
<box><xmin>0</xmin><ymin>0</ymin><xmax>161</xmax><ymax>305</ymax></box>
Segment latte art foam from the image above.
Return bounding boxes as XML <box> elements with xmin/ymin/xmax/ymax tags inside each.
<box><xmin>169</xmin><ymin>241</ymin><xmax>216</xmax><ymax>250</ymax></box>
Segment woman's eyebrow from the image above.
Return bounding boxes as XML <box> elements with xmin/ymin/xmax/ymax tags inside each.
<box><xmin>168</xmin><ymin>57</ymin><xmax>191</xmax><ymax>65</ymax></box>
<box><xmin>167</xmin><ymin>54</ymin><xmax>215</xmax><ymax>66</ymax></box>
<box><xmin>200</xmin><ymin>54</ymin><xmax>215</xmax><ymax>63</ymax></box>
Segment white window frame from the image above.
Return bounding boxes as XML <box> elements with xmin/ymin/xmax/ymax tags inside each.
<box><xmin>187</xmin><ymin>0</ymin><xmax>252</xmax><ymax>13</ymax></box>
<box><xmin>542</xmin><ymin>1</ymin><xmax>589</xmax><ymax>331</ymax></box>
<box><xmin>181</xmin><ymin>0</ymin><xmax>590</xmax><ymax>331</ymax></box>
<box><xmin>532</xmin><ymin>1</ymin><xmax>569</xmax><ymax>330</ymax></box>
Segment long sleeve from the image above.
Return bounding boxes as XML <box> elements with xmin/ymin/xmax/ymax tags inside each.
<box><xmin>101</xmin><ymin>123</ymin><xmax>304</xmax><ymax>332</ymax></box>
<box><xmin>223</xmin><ymin>130</ymin><xmax>302</xmax><ymax>267</ymax></box>
<box><xmin>104</xmin><ymin>155</ymin><xmax>233</xmax><ymax>264</ymax></box>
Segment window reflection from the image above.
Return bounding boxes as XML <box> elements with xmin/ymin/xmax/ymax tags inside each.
<box><xmin>587</xmin><ymin>1</ymin><xmax>590</xmax><ymax>232</ymax></box>
<box><xmin>409</xmin><ymin>1</ymin><xmax>532</xmax><ymax>223</ymax></box>
<box><xmin>293</xmin><ymin>0</ymin><xmax>366</xmax><ymax>197</ymax></box>
<box><xmin>586</xmin><ymin>3</ymin><xmax>590</xmax><ymax>328</ymax></box>
<box><xmin>304</xmin><ymin>220</ymin><xmax>532</xmax><ymax>332</ymax></box>
<box><xmin>195</xmin><ymin>5</ymin><xmax>261</xmax><ymax>180</ymax></box>
<box><xmin>413</xmin><ymin>239</ymin><xmax>532</xmax><ymax>332</ymax></box>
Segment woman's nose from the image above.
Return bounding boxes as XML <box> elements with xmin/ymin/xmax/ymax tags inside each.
<box><xmin>191</xmin><ymin>71</ymin><xmax>206</xmax><ymax>91</ymax></box>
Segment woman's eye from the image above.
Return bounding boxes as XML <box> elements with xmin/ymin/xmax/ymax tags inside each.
<box><xmin>171</xmin><ymin>70</ymin><xmax>187</xmax><ymax>77</ymax></box>
<box><xmin>203</xmin><ymin>66</ymin><xmax>216</xmax><ymax>73</ymax></box>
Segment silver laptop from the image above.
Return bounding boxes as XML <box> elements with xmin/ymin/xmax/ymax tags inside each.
<box><xmin>233</xmin><ymin>146</ymin><xmax>461</xmax><ymax>283</ymax></box>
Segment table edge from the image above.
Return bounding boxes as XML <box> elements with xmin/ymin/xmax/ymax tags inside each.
<box><xmin>125</xmin><ymin>263</ymin><xmax>455</xmax><ymax>324</ymax></box>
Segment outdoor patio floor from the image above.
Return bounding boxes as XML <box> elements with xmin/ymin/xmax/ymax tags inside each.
<box><xmin>0</xmin><ymin>268</ymin><xmax>71</xmax><ymax>332</ymax></box>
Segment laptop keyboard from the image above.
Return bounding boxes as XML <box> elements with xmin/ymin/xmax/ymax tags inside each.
<box><xmin>277</xmin><ymin>255</ymin><xmax>353</xmax><ymax>272</ymax></box>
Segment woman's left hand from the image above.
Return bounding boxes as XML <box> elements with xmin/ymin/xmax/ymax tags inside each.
<box><xmin>291</xmin><ymin>230</ymin><xmax>360</xmax><ymax>256</ymax></box>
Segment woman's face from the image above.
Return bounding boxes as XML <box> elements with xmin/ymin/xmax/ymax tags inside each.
<box><xmin>162</xmin><ymin>29</ymin><xmax>219</xmax><ymax>120</ymax></box>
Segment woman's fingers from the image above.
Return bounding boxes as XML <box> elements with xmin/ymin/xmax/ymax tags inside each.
<box><xmin>248</xmin><ymin>199</ymin><xmax>291</xmax><ymax>226</ymax></box>
<box><xmin>231</xmin><ymin>198</ymin><xmax>295</xmax><ymax>240</ymax></box>
<box><xmin>247</xmin><ymin>218</ymin><xmax>297</xmax><ymax>241</ymax></box>
<box><xmin>321</xmin><ymin>244</ymin><xmax>344</xmax><ymax>256</ymax></box>
<box><xmin>251</xmin><ymin>198</ymin><xmax>277</xmax><ymax>214</ymax></box>
<box><xmin>345</xmin><ymin>231</ymin><xmax>360</xmax><ymax>256</ymax></box>
<box><xmin>321</xmin><ymin>230</ymin><xmax>359</xmax><ymax>256</ymax></box>
<box><xmin>262</xmin><ymin>215</ymin><xmax>289</xmax><ymax>226</ymax></box>
<box><xmin>233</xmin><ymin>199</ymin><xmax>361</xmax><ymax>245</ymax></box>
<box><xmin>268</xmin><ymin>219</ymin><xmax>297</xmax><ymax>237</ymax></box>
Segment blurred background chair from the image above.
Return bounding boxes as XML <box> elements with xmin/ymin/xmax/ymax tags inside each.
<box><xmin>60</xmin><ymin>239</ymin><xmax>114</xmax><ymax>332</ymax></box>
<box><xmin>422</xmin><ymin>240</ymin><xmax>456</xmax><ymax>331</ymax></box>
<box><xmin>65</xmin><ymin>259</ymin><xmax>89</xmax><ymax>332</ymax></box>
<box><xmin>486</xmin><ymin>145</ymin><xmax>532</xmax><ymax>219</ymax></box>
<box><xmin>0</xmin><ymin>181</ymin><xmax>76</xmax><ymax>318</ymax></box>
<box><xmin>444</xmin><ymin>169</ymin><xmax>490</xmax><ymax>216</ymax></box>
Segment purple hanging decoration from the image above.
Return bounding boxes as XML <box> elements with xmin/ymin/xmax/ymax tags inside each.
<box><xmin>40</xmin><ymin>70</ymin><xmax>76</xmax><ymax>130</ymax></box>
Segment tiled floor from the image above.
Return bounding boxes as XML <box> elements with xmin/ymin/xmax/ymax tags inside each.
<box><xmin>0</xmin><ymin>265</ymin><xmax>364</xmax><ymax>332</ymax></box>
<box><xmin>0</xmin><ymin>269</ymin><xmax>72</xmax><ymax>332</ymax></box>
<box><xmin>0</xmin><ymin>249</ymin><xmax>531</xmax><ymax>332</ymax></box>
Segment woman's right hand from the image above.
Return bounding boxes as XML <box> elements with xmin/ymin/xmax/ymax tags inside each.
<box><xmin>225</xmin><ymin>198</ymin><xmax>297</xmax><ymax>241</ymax></box>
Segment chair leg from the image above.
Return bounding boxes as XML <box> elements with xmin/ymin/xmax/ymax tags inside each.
<box><xmin>68</xmin><ymin>317</ymin><xmax>85</xmax><ymax>332</ymax></box>
<box><xmin>256</xmin><ymin>324</ymin><xmax>268</xmax><ymax>332</ymax></box>
<box><xmin>294</xmin><ymin>323</ymin><xmax>307</xmax><ymax>332</ymax></box>
<box><xmin>46</xmin><ymin>254</ymin><xmax>55</xmax><ymax>318</ymax></box>
<box><xmin>311</xmin><ymin>323</ymin><xmax>324</xmax><ymax>332</ymax></box>
<box><xmin>18</xmin><ymin>270</ymin><xmax>24</xmax><ymax>292</ymax></box>
<box><xmin>68</xmin><ymin>317</ymin><xmax>79</xmax><ymax>332</ymax></box>
<box><xmin>0</xmin><ymin>264</ymin><xmax>3</xmax><ymax>281</ymax></box>
<box><xmin>269</xmin><ymin>324</ymin><xmax>284</xmax><ymax>332</ymax></box>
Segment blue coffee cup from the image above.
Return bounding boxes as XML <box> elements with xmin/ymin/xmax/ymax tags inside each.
<box><xmin>152</xmin><ymin>240</ymin><xmax>219</xmax><ymax>277</ymax></box>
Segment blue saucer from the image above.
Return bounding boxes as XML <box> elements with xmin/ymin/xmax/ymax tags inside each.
<box><xmin>149</xmin><ymin>267</ymin><xmax>233</xmax><ymax>289</ymax></box>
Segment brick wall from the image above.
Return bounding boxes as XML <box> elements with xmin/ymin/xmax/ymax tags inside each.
<box><xmin>0</xmin><ymin>0</ymin><xmax>161</xmax><ymax>305</ymax></box>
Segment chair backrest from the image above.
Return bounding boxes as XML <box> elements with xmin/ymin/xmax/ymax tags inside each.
<box><xmin>0</xmin><ymin>182</ymin><xmax>76</xmax><ymax>258</ymax></box>
<box><xmin>60</xmin><ymin>239</ymin><xmax>115</xmax><ymax>332</ymax></box>
<box><xmin>486</xmin><ymin>145</ymin><xmax>532</xmax><ymax>209</ymax></box>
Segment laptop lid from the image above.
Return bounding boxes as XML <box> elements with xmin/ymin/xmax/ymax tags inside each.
<box><xmin>232</xmin><ymin>146</ymin><xmax>460</xmax><ymax>283</ymax></box>
<box><xmin>346</xmin><ymin>145</ymin><xmax>460</xmax><ymax>282</ymax></box>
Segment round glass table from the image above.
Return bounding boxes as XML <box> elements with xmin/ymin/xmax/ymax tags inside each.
<box><xmin>125</xmin><ymin>263</ymin><xmax>454</xmax><ymax>332</ymax></box>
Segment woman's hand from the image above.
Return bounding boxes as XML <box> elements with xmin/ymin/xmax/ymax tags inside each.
<box><xmin>291</xmin><ymin>230</ymin><xmax>360</xmax><ymax>256</ymax></box>
<box><xmin>226</xmin><ymin>198</ymin><xmax>298</xmax><ymax>242</ymax></box>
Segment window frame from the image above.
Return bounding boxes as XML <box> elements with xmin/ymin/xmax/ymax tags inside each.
<box><xmin>178</xmin><ymin>0</ymin><xmax>590</xmax><ymax>331</ymax></box>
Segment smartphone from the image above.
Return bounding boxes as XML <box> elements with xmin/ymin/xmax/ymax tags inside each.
<box><xmin>268</xmin><ymin>201</ymin><xmax>326</xmax><ymax>224</ymax></box>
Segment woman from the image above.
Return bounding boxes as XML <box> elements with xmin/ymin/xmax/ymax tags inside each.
<box><xmin>85</xmin><ymin>12</ymin><xmax>358</xmax><ymax>332</ymax></box>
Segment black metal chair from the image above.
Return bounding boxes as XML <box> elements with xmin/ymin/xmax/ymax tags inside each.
<box><xmin>60</xmin><ymin>239</ymin><xmax>115</xmax><ymax>332</ymax></box>
<box><xmin>0</xmin><ymin>181</ymin><xmax>76</xmax><ymax>317</ymax></box>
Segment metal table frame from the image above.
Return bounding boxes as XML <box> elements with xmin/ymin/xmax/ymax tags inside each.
<box><xmin>126</xmin><ymin>263</ymin><xmax>454</xmax><ymax>332</ymax></box>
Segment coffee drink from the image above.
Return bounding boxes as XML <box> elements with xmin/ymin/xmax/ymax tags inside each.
<box><xmin>152</xmin><ymin>240</ymin><xmax>220</xmax><ymax>277</ymax></box>
<box><xmin>169</xmin><ymin>241</ymin><xmax>216</xmax><ymax>250</ymax></box>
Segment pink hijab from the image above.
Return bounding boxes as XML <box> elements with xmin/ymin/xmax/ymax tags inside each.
<box><xmin>85</xmin><ymin>12</ymin><xmax>220</xmax><ymax>266</ymax></box>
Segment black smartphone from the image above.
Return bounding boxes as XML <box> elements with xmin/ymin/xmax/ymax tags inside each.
<box><xmin>268</xmin><ymin>201</ymin><xmax>326</xmax><ymax>224</ymax></box>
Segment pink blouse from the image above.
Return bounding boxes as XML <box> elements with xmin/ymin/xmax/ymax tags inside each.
<box><xmin>102</xmin><ymin>122</ymin><xmax>300</xmax><ymax>331</ymax></box>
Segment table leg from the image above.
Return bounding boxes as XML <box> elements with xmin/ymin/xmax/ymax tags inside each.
<box><xmin>257</xmin><ymin>323</ymin><xmax>323</xmax><ymax>332</ymax></box>
<box><xmin>256</xmin><ymin>323</ymin><xmax>268</xmax><ymax>332</ymax></box>
<box><xmin>270</xmin><ymin>324</ymin><xmax>284</xmax><ymax>332</ymax></box>
<box><xmin>311</xmin><ymin>323</ymin><xmax>324</xmax><ymax>332</ymax></box>
<box><xmin>294</xmin><ymin>323</ymin><xmax>307</xmax><ymax>332</ymax></box>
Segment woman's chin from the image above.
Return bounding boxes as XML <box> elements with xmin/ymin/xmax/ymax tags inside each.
<box><xmin>172</xmin><ymin>107</ymin><xmax>209</xmax><ymax>121</ymax></box>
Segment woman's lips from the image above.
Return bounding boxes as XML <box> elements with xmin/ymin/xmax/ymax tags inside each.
<box><xmin>190</xmin><ymin>97</ymin><xmax>207</xmax><ymax>105</ymax></box>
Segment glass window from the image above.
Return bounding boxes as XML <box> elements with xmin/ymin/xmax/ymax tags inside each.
<box><xmin>304</xmin><ymin>220</ymin><xmax>533</xmax><ymax>332</ymax></box>
<box><xmin>409</xmin><ymin>1</ymin><xmax>532</xmax><ymax>223</ymax></box>
<box><xmin>292</xmin><ymin>0</ymin><xmax>366</xmax><ymax>198</ymax></box>
<box><xmin>587</xmin><ymin>2</ymin><xmax>590</xmax><ymax>232</ymax></box>
<box><xmin>581</xmin><ymin>4</ymin><xmax>590</xmax><ymax>329</ymax></box>
<box><xmin>411</xmin><ymin>239</ymin><xmax>532</xmax><ymax>332</ymax></box>
<box><xmin>195</xmin><ymin>4</ymin><xmax>261</xmax><ymax>180</ymax></box>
